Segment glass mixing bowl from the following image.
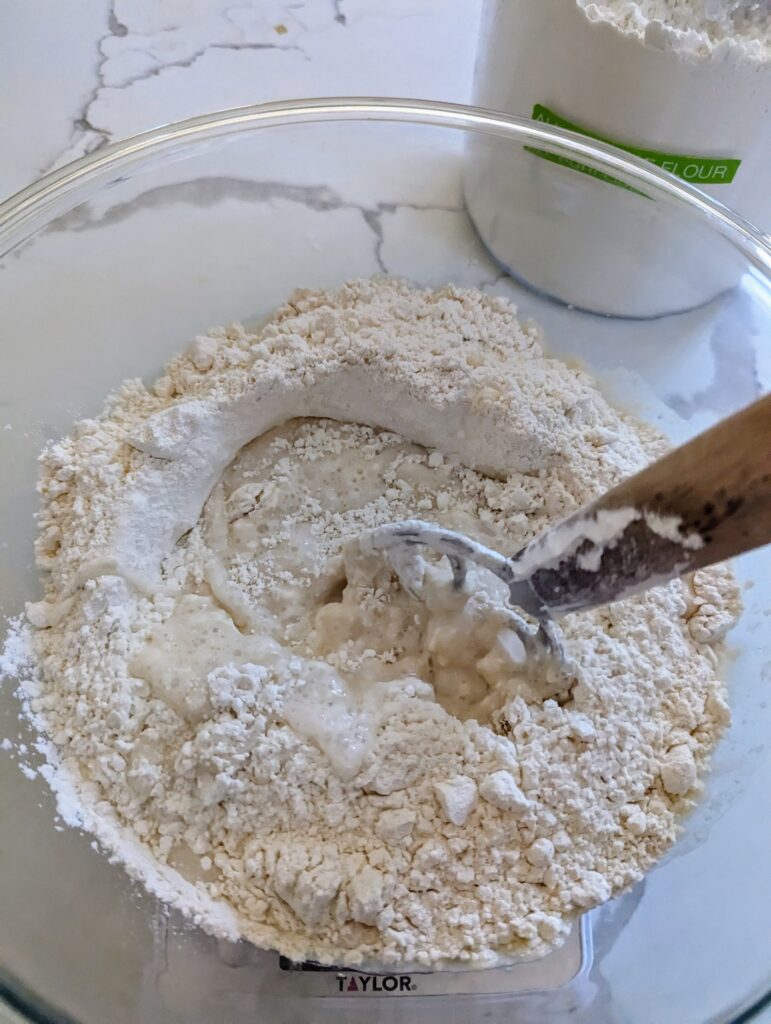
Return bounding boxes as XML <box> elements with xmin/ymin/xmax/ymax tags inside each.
<box><xmin>0</xmin><ymin>98</ymin><xmax>769</xmax><ymax>1024</ymax></box>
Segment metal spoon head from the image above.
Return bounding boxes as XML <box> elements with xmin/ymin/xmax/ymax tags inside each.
<box><xmin>361</xmin><ymin>520</ymin><xmax>576</xmax><ymax>681</ymax></box>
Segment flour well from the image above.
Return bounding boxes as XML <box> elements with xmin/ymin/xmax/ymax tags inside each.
<box><xmin>1</xmin><ymin>280</ymin><xmax>741</xmax><ymax>966</ymax></box>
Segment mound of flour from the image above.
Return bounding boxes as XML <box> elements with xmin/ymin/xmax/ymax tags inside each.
<box><xmin>1</xmin><ymin>279</ymin><xmax>740</xmax><ymax>966</ymax></box>
<box><xmin>578</xmin><ymin>0</ymin><xmax>771</xmax><ymax>60</ymax></box>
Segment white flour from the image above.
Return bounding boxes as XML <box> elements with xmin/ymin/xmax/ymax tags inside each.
<box><xmin>1</xmin><ymin>280</ymin><xmax>741</xmax><ymax>966</ymax></box>
<box><xmin>579</xmin><ymin>1</ymin><xmax>771</xmax><ymax>60</ymax></box>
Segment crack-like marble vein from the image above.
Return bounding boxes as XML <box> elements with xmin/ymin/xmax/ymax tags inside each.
<box><xmin>360</xmin><ymin>209</ymin><xmax>386</xmax><ymax>273</ymax></box>
<box><xmin>45</xmin><ymin>175</ymin><xmax>464</xmax><ymax>278</ymax></box>
<box><xmin>109</xmin><ymin>38</ymin><xmax>307</xmax><ymax>90</ymax></box>
<box><xmin>49</xmin><ymin>178</ymin><xmax>358</xmax><ymax>231</ymax></box>
<box><xmin>332</xmin><ymin>0</ymin><xmax>347</xmax><ymax>25</ymax></box>
<box><xmin>38</xmin><ymin>1</ymin><xmax>123</xmax><ymax>173</ymax></box>
<box><xmin>38</xmin><ymin>3</ymin><xmax>310</xmax><ymax>175</ymax></box>
<box><xmin>65</xmin><ymin>19</ymin><xmax>116</xmax><ymax>153</ymax></box>
<box><xmin>109</xmin><ymin>9</ymin><xmax>128</xmax><ymax>37</ymax></box>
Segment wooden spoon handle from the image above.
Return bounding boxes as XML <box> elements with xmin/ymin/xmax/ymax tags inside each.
<box><xmin>597</xmin><ymin>392</ymin><xmax>771</xmax><ymax>569</ymax></box>
<box><xmin>525</xmin><ymin>394</ymin><xmax>771</xmax><ymax>615</ymax></box>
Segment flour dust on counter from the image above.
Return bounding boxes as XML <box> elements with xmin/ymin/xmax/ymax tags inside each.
<box><xmin>1</xmin><ymin>279</ymin><xmax>740</xmax><ymax>967</ymax></box>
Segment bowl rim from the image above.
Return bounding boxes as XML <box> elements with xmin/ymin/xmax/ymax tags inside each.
<box><xmin>0</xmin><ymin>95</ymin><xmax>770</xmax><ymax>275</ymax></box>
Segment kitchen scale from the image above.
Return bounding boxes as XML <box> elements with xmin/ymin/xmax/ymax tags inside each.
<box><xmin>139</xmin><ymin>911</ymin><xmax>595</xmax><ymax>1023</ymax></box>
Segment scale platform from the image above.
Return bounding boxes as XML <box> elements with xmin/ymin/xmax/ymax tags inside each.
<box><xmin>143</xmin><ymin>912</ymin><xmax>594</xmax><ymax>1022</ymax></box>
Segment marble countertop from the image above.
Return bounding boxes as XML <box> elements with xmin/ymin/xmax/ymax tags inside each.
<box><xmin>1</xmin><ymin>0</ymin><xmax>479</xmax><ymax>201</ymax></box>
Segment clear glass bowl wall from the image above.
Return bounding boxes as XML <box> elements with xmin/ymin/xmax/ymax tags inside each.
<box><xmin>0</xmin><ymin>100</ymin><xmax>769</xmax><ymax>1024</ymax></box>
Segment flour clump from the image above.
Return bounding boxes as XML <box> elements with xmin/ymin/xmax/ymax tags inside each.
<box><xmin>2</xmin><ymin>279</ymin><xmax>740</xmax><ymax>966</ymax></box>
<box><xmin>578</xmin><ymin>0</ymin><xmax>771</xmax><ymax>61</ymax></box>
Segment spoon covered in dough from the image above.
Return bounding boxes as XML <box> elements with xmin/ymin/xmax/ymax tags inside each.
<box><xmin>365</xmin><ymin>393</ymin><xmax>771</xmax><ymax>669</ymax></box>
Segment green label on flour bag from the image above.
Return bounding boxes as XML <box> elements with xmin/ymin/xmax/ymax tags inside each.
<box><xmin>527</xmin><ymin>104</ymin><xmax>741</xmax><ymax>189</ymax></box>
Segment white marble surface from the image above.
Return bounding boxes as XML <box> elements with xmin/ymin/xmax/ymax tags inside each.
<box><xmin>0</xmin><ymin>0</ymin><xmax>480</xmax><ymax>201</ymax></box>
